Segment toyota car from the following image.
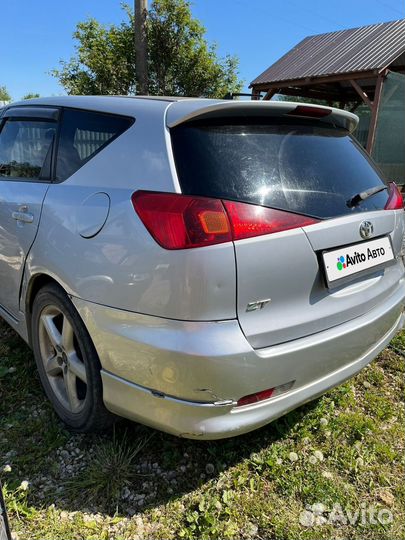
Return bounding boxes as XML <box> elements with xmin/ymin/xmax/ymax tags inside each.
<box><xmin>0</xmin><ymin>96</ymin><xmax>404</xmax><ymax>439</ymax></box>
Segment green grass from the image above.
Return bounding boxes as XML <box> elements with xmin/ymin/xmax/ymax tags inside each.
<box><xmin>1</xmin><ymin>318</ymin><xmax>404</xmax><ymax>539</ymax></box>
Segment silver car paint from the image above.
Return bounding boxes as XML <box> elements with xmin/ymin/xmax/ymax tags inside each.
<box><xmin>0</xmin><ymin>95</ymin><xmax>404</xmax><ymax>439</ymax></box>
<box><xmin>72</xmin><ymin>279</ymin><xmax>405</xmax><ymax>403</ymax></box>
<box><xmin>0</xmin><ymin>181</ymin><xmax>49</xmax><ymax>318</ymax></box>
<box><xmin>73</xmin><ymin>286</ymin><xmax>405</xmax><ymax>438</ymax></box>
<box><xmin>22</xmin><ymin>99</ymin><xmax>237</xmax><ymax>321</ymax></box>
<box><xmin>236</xmin><ymin>210</ymin><xmax>404</xmax><ymax>348</ymax></box>
<box><xmin>165</xmin><ymin>99</ymin><xmax>359</xmax><ymax>132</ymax></box>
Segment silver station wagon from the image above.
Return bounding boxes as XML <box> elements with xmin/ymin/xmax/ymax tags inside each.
<box><xmin>0</xmin><ymin>96</ymin><xmax>404</xmax><ymax>439</ymax></box>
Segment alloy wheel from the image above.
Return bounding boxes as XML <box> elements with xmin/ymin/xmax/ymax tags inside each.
<box><xmin>38</xmin><ymin>305</ymin><xmax>87</xmax><ymax>413</ymax></box>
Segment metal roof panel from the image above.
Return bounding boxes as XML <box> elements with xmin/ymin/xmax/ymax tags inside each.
<box><xmin>251</xmin><ymin>19</ymin><xmax>405</xmax><ymax>86</ymax></box>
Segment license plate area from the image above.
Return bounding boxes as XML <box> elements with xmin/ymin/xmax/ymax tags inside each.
<box><xmin>322</xmin><ymin>236</ymin><xmax>394</xmax><ymax>288</ymax></box>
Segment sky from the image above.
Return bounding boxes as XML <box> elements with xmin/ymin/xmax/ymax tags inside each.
<box><xmin>1</xmin><ymin>0</ymin><xmax>404</xmax><ymax>100</ymax></box>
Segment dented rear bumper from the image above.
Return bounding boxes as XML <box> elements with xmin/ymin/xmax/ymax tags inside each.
<box><xmin>72</xmin><ymin>280</ymin><xmax>405</xmax><ymax>439</ymax></box>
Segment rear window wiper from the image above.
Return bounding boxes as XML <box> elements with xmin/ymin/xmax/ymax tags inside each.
<box><xmin>347</xmin><ymin>185</ymin><xmax>387</xmax><ymax>208</ymax></box>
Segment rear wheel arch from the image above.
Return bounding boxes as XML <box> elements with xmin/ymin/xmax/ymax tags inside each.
<box><xmin>30</xmin><ymin>281</ymin><xmax>114</xmax><ymax>431</ymax></box>
<box><xmin>25</xmin><ymin>274</ymin><xmax>71</xmax><ymax>346</ymax></box>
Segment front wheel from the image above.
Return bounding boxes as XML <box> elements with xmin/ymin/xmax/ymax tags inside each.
<box><xmin>31</xmin><ymin>283</ymin><xmax>114</xmax><ymax>432</ymax></box>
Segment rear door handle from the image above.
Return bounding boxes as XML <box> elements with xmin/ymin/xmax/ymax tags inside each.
<box><xmin>12</xmin><ymin>205</ymin><xmax>34</xmax><ymax>224</ymax></box>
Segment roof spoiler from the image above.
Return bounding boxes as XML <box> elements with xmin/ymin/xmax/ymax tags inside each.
<box><xmin>166</xmin><ymin>100</ymin><xmax>359</xmax><ymax>133</ymax></box>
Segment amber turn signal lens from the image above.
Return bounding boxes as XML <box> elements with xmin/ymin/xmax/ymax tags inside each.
<box><xmin>199</xmin><ymin>210</ymin><xmax>230</xmax><ymax>234</ymax></box>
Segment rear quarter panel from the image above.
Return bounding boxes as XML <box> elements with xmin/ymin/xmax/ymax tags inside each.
<box><xmin>24</xmin><ymin>102</ymin><xmax>237</xmax><ymax>321</ymax></box>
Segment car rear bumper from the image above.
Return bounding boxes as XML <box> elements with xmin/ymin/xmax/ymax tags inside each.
<box><xmin>72</xmin><ymin>279</ymin><xmax>405</xmax><ymax>439</ymax></box>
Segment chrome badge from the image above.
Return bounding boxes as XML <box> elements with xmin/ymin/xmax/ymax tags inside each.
<box><xmin>359</xmin><ymin>221</ymin><xmax>373</xmax><ymax>239</ymax></box>
<box><xmin>246</xmin><ymin>298</ymin><xmax>271</xmax><ymax>312</ymax></box>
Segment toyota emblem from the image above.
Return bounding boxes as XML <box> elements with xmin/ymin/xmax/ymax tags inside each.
<box><xmin>359</xmin><ymin>221</ymin><xmax>374</xmax><ymax>239</ymax></box>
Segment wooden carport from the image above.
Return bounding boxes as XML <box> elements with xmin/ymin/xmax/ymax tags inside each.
<box><xmin>250</xmin><ymin>19</ymin><xmax>405</xmax><ymax>155</ymax></box>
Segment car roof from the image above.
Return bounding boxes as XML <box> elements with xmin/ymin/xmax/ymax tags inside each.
<box><xmin>9</xmin><ymin>95</ymin><xmax>219</xmax><ymax>116</ymax></box>
<box><xmin>7</xmin><ymin>95</ymin><xmax>359</xmax><ymax>132</ymax></box>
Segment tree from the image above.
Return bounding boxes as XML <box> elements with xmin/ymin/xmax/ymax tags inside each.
<box><xmin>0</xmin><ymin>85</ymin><xmax>11</xmax><ymax>102</ymax></box>
<box><xmin>21</xmin><ymin>93</ymin><xmax>40</xmax><ymax>100</ymax></box>
<box><xmin>51</xmin><ymin>0</ymin><xmax>242</xmax><ymax>98</ymax></box>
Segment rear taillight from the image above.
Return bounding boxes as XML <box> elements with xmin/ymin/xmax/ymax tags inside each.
<box><xmin>131</xmin><ymin>191</ymin><xmax>231</xmax><ymax>249</ymax></box>
<box><xmin>132</xmin><ymin>191</ymin><xmax>319</xmax><ymax>250</ymax></box>
<box><xmin>385</xmin><ymin>182</ymin><xmax>403</xmax><ymax>210</ymax></box>
<box><xmin>223</xmin><ymin>200</ymin><xmax>319</xmax><ymax>240</ymax></box>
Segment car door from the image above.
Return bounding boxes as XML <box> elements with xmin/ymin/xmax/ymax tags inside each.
<box><xmin>0</xmin><ymin>106</ymin><xmax>59</xmax><ymax>319</ymax></box>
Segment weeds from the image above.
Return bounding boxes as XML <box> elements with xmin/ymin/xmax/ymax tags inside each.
<box><xmin>65</xmin><ymin>429</ymin><xmax>154</xmax><ymax>512</ymax></box>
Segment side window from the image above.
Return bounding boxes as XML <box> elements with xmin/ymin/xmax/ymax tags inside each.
<box><xmin>56</xmin><ymin>109</ymin><xmax>133</xmax><ymax>181</ymax></box>
<box><xmin>0</xmin><ymin>119</ymin><xmax>56</xmax><ymax>180</ymax></box>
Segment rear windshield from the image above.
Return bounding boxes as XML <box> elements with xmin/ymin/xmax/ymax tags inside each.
<box><xmin>171</xmin><ymin>120</ymin><xmax>389</xmax><ymax>219</ymax></box>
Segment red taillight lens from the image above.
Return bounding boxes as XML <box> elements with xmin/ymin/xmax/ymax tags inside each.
<box><xmin>237</xmin><ymin>387</ymin><xmax>275</xmax><ymax>407</ymax></box>
<box><xmin>132</xmin><ymin>191</ymin><xmax>319</xmax><ymax>249</ymax></box>
<box><xmin>223</xmin><ymin>200</ymin><xmax>319</xmax><ymax>240</ymax></box>
<box><xmin>385</xmin><ymin>182</ymin><xmax>404</xmax><ymax>210</ymax></box>
<box><xmin>131</xmin><ymin>191</ymin><xmax>231</xmax><ymax>249</ymax></box>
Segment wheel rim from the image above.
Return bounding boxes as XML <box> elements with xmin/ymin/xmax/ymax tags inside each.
<box><xmin>38</xmin><ymin>305</ymin><xmax>87</xmax><ymax>414</ymax></box>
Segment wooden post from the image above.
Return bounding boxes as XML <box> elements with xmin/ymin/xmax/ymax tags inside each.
<box><xmin>366</xmin><ymin>73</ymin><xmax>385</xmax><ymax>154</ymax></box>
<box><xmin>135</xmin><ymin>0</ymin><xmax>148</xmax><ymax>95</ymax></box>
<box><xmin>251</xmin><ymin>89</ymin><xmax>261</xmax><ymax>101</ymax></box>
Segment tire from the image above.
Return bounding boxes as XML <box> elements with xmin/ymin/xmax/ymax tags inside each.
<box><xmin>31</xmin><ymin>283</ymin><xmax>114</xmax><ymax>432</ymax></box>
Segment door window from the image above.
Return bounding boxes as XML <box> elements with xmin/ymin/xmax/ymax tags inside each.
<box><xmin>56</xmin><ymin>109</ymin><xmax>133</xmax><ymax>181</ymax></box>
<box><xmin>0</xmin><ymin>119</ymin><xmax>56</xmax><ymax>180</ymax></box>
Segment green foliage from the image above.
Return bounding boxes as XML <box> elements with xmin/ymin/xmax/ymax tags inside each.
<box><xmin>21</xmin><ymin>93</ymin><xmax>40</xmax><ymax>100</ymax></box>
<box><xmin>276</xmin><ymin>94</ymin><xmax>334</xmax><ymax>105</ymax></box>
<box><xmin>0</xmin><ymin>85</ymin><xmax>11</xmax><ymax>102</ymax></box>
<box><xmin>52</xmin><ymin>13</ymin><xmax>136</xmax><ymax>96</ymax></box>
<box><xmin>147</xmin><ymin>0</ymin><xmax>241</xmax><ymax>97</ymax></box>
<box><xmin>276</xmin><ymin>93</ymin><xmax>359</xmax><ymax>110</ymax></box>
<box><xmin>51</xmin><ymin>0</ymin><xmax>242</xmax><ymax>98</ymax></box>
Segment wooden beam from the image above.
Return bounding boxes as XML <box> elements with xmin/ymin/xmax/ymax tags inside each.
<box><xmin>262</xmin><ymin>88</ymin><xmax>280</xmax><ymax>101</ymax></box>
<box><xmin>250</xmin><ymin>69</ymin><xmax>379</xmax><ymax>91</ymax></box>
<box><xmin>251</xmin><ymin>89</ymin><xmax>261</xmax><ymax>101</ymax></box>
<box><xmin>350</xmin><ymin>79</ymin><xmax>372</xmax><ymax>108</ymax></box>
<box><xmin>366</xmin><ymin>73</ymin><xmax>385</xmax><ymax>154</ymax></box>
